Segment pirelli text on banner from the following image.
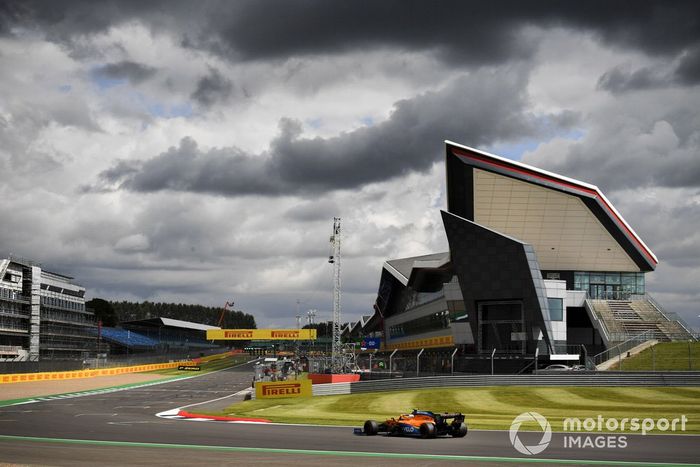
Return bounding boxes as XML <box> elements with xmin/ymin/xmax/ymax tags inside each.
<box><xmin>255</xmin><ymin>379</ymin><xmax>312</xmax><ymax>399</ymax></box>
<box><xmin>206</xmin><ymin>329</ymin><xmax>317</xmax><ymax>340</ymax></box>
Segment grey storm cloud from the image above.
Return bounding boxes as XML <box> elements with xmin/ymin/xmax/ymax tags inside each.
<box><xmin>598</xmin><ymin>46</ymin><xmax>700</xmax><ymax>94</ymax></box>
<box><xmin>91</xmin><ymin>70</ymin><xmax>572</xmax><ymax>196</ymax></box>
<box><xmin>0</xmin><ymin>1</ymin><xmax>26</xmax><ymax>35</ymax></box>
<box><xmin>3</xmin><ymin>1</ymin><xmax>700</xmax><ymax>82</ymax></box>
<box><xmin>94</xmin><ymin>61</ymin><xmax>157</xmax><ymax>84</ymax></box>
<box><xmin>204</xmin><ymin>1</ymin><xmax>700</xmax><ymax>65</ymax></box>
<box><xmin>190</xmin><ymin>67</ymin><xmax>233</xmax><ymax>108</ymax></box>
<box><xmin>522</xmin><ymin>117</ymin><xmax>700</xmax><ymax>193</ymax></box>
<box><xmin>597</xmin><ymin>66</ymin><xmax>671</xmax><ymax>94</ymax></box>
<box><xmin>675</xmin><ymin>46</ymin><xmax>700</xmax><ymax>84</ymax></box>
<box><xmin>284</xmin><ymin>200</ymin><xmax>340</xmax><ymax>223</ymax></box>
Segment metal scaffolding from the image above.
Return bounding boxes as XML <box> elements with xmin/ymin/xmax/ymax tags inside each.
<box><xmin>329</xmin><ymin>217</ymin><xmax>343</xmax><ymax>372</ymax></box>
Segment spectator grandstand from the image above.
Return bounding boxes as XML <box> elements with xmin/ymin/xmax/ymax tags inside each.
<box><xmin>96</xmin><ymin>327</ymin><xmax>159</xmax><ymax>353</ymax></box>
<box><xmin>119</xmin><ymin>317</ymin><xmax>221</xmax><ymax>353</ymax></box>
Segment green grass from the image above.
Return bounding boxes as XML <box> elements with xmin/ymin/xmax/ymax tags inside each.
<box><xmin>211</xmin><ymin>386</ymin><xmax>700</xmax><ymax>434</ymax></box>
<box><xmin>145</xmin><ymin>354</ymin><xmax>251</xmax><ymax>375</ymax></box>
<box><xmin>609</xmin><ymin>342</ymin><xmax>700</xmax><ymax>371</ymax></box>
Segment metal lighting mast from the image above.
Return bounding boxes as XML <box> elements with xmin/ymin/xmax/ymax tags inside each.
<box><xmin>329</xmin><ymin>217</ymin><xmax>342</xmax><ymax>372</ymax></box>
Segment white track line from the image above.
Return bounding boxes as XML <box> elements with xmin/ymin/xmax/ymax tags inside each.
<box><xmin>155</xmin><ymin>388</ymin><xmax>253</xmax><ymax>420</ymax></box>
<box><xmin>155</xmin><ymin>360</ymin><xmax>260</xmax><ymax>421</ymax></box>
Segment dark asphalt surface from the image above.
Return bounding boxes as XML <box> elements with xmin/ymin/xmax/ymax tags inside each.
<box><xmin>0</xmin><ymin>360</ymin><xmax>698</xmax><ymax>465</ymax></box>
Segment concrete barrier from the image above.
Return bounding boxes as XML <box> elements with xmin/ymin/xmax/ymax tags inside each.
<box><xmin>312</xmin><ymin>382</ymin><xmax>352</xmax><ymax>396</ymax></box>
<box><xmin>308</xmin><ymin>373</ymin><xmax>360</xmax><ymax>384</ymax></box>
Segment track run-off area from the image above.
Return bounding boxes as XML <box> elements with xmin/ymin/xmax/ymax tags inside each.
<box><xmin>1</xmin><ymin>360</ymin><xmax>699</xmax><ymax>466</ymax></box>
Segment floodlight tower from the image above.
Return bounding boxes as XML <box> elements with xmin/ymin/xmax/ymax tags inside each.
<box><xmin>307</xmin><ymin>309</ymin><xmax>316</xmax><ymax>326</ymax></box>
<box><xmin>329</xmin><ymin>217</ymin><xmax>342</xmax><ymax>372</ymax></box>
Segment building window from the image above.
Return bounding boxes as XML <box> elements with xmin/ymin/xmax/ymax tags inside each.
<box><xmin>572</xmin><ymin>272</ymin><xmax>645</xmax><ymax>298</ymax></box>
<box><xmin>605</xmin><ymin>273</ymin><xmax>621</xmax><ymax>285</ymax></box>
<box><xmin>547</xmin><ymin>298</ymin><xmax>564</xmax><ymax>321</ymax></box>
<box><xmin>574</xmin><ymin>272</ymin><xmax>589</xmax><ymax>290</ymax></box>
<box><xmin>389</xmin><ymin>310</ymin><xmax>450</xmax><ymax>339</ymax></box>
<box><xmin>589</xmin><ymin>273</ymin><xmax>605</xmax><ymax>284</ymax></box>
<box><xmin>477</xmin><ymin>301</ymin><xmax>524</xmax><ymax>354</ymax></box>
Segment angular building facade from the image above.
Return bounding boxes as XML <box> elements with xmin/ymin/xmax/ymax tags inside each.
<box><xmin>0</xmin><ymin>256</ymin><xmax>96</xmax><ymax>361</ymax></box>
<box><xmin>364</xmin><ymin>141</ymin><xmax>694</xmax><ymax>368</ymax></box>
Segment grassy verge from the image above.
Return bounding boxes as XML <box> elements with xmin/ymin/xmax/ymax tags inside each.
<box><xmin>145</xmin><ymin>354</ymin><xmax>252</xmax><ymax>376</ymax></box>
<box><xmin>210</xmin><ymin>386</ymin><xmax>700</xmax><ymax>434</ymax></box>
<box><xmin>609</xmin><ymin>342</ymin><xmax>699</xmax><ymax>371</ymax></box>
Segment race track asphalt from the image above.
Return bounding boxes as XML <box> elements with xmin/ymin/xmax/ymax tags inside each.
<box><xmin>0</xmin><ymin>361</ymin><xmax>698</xmax><ymax>466</ymax></box>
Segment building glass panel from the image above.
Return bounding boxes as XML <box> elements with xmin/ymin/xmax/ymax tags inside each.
<box><xmin>605</xmin><ymin>273</ymin><xmax>621</xmax><ymax>284</ymax></box>
<box><xmin>621</xmin><ymin>273</ymin><xmax>636</xmax><ymax>286</ymax></box>
<box><xmin>477</xmin><ymin>301</ymin><xmax>524</xmax><ymax>354</ymax></box>
<box><xmin>572</xmin><ymin>271</ymin><xmax>645</xmax><ymax>297</ymax></box>
<box><xmin>389</xmin><ymin>310</ymin><xmax>450</xmax><ymax>339</ymax></box>
<box><xmin>574</xmin><ymin>272</ymin><xmax>589</xmax><ymax>290</ymax></box>
<box><xmin>590</xmin><ymin>273</ymin><xmax>605</xmax><ymax>284</ymax></box>
<box><xmin>547</xmin><ymin>298</ymin><xmax>563</xmax><ymax>321</ymax></box>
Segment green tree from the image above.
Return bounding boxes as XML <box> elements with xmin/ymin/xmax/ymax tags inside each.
<box><xmin>108</xmin><ymin>300</ymin><xmax>257</xmax><ymax>328</ymax></box>
<box><xmin>303</xmin><ymin>321</ymin><xmax>334</xmax><ymax>337</ymax></box>
<box><xmin>86</xmin><ymin>298</ymin><xmax>118</xmax><ymax>326</ymax></box>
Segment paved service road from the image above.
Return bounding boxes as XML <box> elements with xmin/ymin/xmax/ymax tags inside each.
<box><xmin>0</xmin><ymin>361</ymin><xmax>698</xmax><ymax>466</ymax></box>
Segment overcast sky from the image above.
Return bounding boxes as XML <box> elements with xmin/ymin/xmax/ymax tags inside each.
<box><xmin>1</xmin><ymin>1</ymin><xmax>699</xmax><ymax>330</ymax></box>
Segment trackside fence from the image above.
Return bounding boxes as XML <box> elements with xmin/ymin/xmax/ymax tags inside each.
<box><xmin>311</xmin><ymin>372</ymin><xmax>700</xmax><ymax>396</ymax></box>
<box><xmin>592</xmin><ymin>330</ymin><xmax>656</xmax><ymax>366</ymax></box>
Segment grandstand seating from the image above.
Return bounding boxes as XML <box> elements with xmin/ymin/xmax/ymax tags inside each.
<box><xmin>123</xmin><ymin>325</ymin><xmax>218</xmax><ymax>349</ymax></box>
<box><xmin>94</xmin><ymin>327</ymin><xmax>158</xmax><ymax>349</ymax></box>
<box><xmin>586</xmin><ymin>297</ymin><xmax>695</xmax><ymax>347</ymax></box>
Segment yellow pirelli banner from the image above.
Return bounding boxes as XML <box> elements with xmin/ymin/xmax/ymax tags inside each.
<box><xmin>385</xmin><ymin>334</ymin><xmax>454</xmax><ymax>351</ymax></box>
<box><xmin>255</xmin><ymin>379</ymin><xmax>312</xmax><ymax>399</ymax></box>
<box><xmin>206</xmin><ymin>329</ymin><xmax>317</xmax><ymax>340</ymax></box>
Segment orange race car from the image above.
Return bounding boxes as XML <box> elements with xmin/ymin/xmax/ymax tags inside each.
<box><xmin>356</xmin><ymin>409</ymin><xmax>468</xmax><ymax>438</ymax></box>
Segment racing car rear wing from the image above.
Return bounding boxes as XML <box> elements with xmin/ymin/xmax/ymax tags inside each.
<box><xmin>436</xmin><ymin>412</ymin><xmax>465</xmax><ymax>422</ymax></box>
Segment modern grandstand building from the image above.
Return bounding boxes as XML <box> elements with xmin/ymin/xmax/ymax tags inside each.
<box><xmin>0</xmin><ymin>256</ymin><xmax>96</xmax><ymax>361</ymax></box>
<box><xmin>358</xmin><ymin>141</ymin><xmax>694</xmax><ymax>370</ymax></box>
<box><xmin>0</xmin><ymin>257</ymin><xmax>224</xmax><ymax>363</ymax></box>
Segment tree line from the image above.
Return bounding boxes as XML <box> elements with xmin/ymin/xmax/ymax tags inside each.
<box><xmin>87</xmin><ymin>298</ymin><xmax>257</xmax><ymax>329</ymax></box>
<box><xmin>303</xmin><ymin>321</ymin><xmax>333</xmax><ymax>337</ymax></box>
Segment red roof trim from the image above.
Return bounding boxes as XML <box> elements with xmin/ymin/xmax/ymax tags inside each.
<box><xmin>452</xmin><ymin>147</ymin><xmax>657</xmax><ymax>266</ymax></box>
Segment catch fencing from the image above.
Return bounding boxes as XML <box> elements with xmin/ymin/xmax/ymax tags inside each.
<box><xmin>596</xmin><ymin>340</ymin><xmax>700</xmax><ymax>371</ymax></box>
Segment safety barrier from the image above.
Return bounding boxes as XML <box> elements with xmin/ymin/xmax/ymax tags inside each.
<box><xmin>0</xmin><ymin>360</ymin><xmax>191</xmax><ymax>384</ymax></box>
<box><xmin>194</xmin><ymin>349</ymin><xmax>241</xmax><ymax>364</ymax></box>
<box><xmin>310</xmin><ymin>372</ymin><xmax>700</xmax><ymax>396</ymax></box>
<box><xmin>0</xmin><ymin>349</ymin><xmax>242</xmax><ymax>384</ymax></box>
<box><xmin>312</xmin><ymin>382</ymin><xmax>352</xmax><ymax>396</ymax></box>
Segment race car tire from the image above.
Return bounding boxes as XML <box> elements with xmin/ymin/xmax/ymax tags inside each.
<box><xmin>451</xmin><ymin>422</ymin><xmax>468</xmax><ymax>438</ymax></box>
<box><xmin>364</xmin><ymin>420</ymin><xmax>379</xmax><ymax>436</ymax></box>
<box><xmin>420</xmin><ymin>422</ymin><xmax>436</xmax><ymax>439</ymax></box>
